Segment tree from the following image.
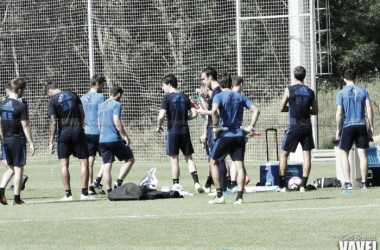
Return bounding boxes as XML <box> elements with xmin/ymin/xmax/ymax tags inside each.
<box><xmin>330</xmin><ymin>0</ymin><xmax>380</xmax><ymax>74</ymax></box>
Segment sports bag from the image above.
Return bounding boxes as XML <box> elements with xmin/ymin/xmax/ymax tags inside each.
<box><xmin>313</xmin><ymin>177</ymin><xmax>342</xmax><ymax>188</ymax></box>
<box><xmin>108</xmin><ymin>182</ymin><xmax>142</xmax><ymax>201</ymax></box>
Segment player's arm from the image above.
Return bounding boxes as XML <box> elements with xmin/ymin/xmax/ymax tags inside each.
<box><xmin>211</xmin><ymin>103</ymin><xmax>219</xmax><ymax>126</ymax></box>
<box><xmin>188</xmin><ymin>108</ymin><xmax>198</xmax><ymax>120</ymax></box>
<box><xmin>310</xmin><ymin>97</ymin><xmax>318</xmax><ymax>115</ymax></box>
<box><xmin>279</xmin><ymin>88</ymin><xmax>289</xmax><ymax>112</ymax></box>
<box><xmin>157</xmin><ymin>109</ymin><xmax>166</xmax><ymax>132</ymax></box>
<box><xmin>366</xmin><ymin>99</ymin><xmax>374</xmax><ymax>138</ymax></box>
<box><xmin>200</xmin><ymin>119</ymin><xmax>207</xmax><ymax>145</ymax></box>
<box><xmin>0</xmin><ymin>117</ymin><xmax>2</xmax><ymax>139</ymax></box>
<box><xmin>248</xmin><ymin>104</ymin><xmax>260</xmax><ymax>128</ymax></box>
<box><xmin>200</xmin><ymin>95</ymin><xmax>209</xmax><ymax>110</ymax></box>
<box><xmin>335</xmin><ymin>105</ymin><xmax>343</xmax><ymax>140</ymax></box>
<box><xmin>78</xmin><ymin>104</ymin><xmax>85</xmax><ymax>127</ymax></box>
<box><xmin>114</xmin><ymin>115</ymin><xmax>130</xmax><ymax>145</ymax></box>
<box><xmin>49</xmin><ymin>115</ymin><xmax>57</xmax><ymax>154</ymax></box>
<box><xmin>21</xmin><ymin>119</ymin><xmax>35</xmax><ymax>156</ymax></box>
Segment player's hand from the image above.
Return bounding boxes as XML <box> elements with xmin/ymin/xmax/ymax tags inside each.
<box><xmin>124</xmin><ymin>136</ymin><xmax>130</xmax><ymax>146</ymax></box>
<box><xmin>335</xmin><ymin>131</ymin><xmax>341</xmax><ymax>141</ymax></box>
<box><xmin>213</xmin><ymin>126</ymin><xmax>228</xmax><ymax>140</ymax></box>
<box><xmin>49</xmin><ymin>142</ymin><xmax>55</xmax><ymax>154</ymax></box>
<box><xmin>242</xmin><ymin>125</ymin><xmax>253</xmax><ymax>137</ymax></box>
<box><xmin>29</xmin><ymin>143</ymin><xmax>35</xmax><ymax>156</ymax></box>
<box><xmin>368</xmin><ymin>126</ymin><xmax>374</xmax><ymax>139</ymax></box>
<box><xmin>199</xmin><ymin>134</ymin><xmax>206</xmax><ymax>148</ymax></box>
<box><xmin>156</xmin><ymin>126</ymin><xmax>164</xmax><ymax>134</ymax></box>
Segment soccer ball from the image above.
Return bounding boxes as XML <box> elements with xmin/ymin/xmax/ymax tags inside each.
<box><xmin>288</xmin><ymin>177</ymin><xmax>302</xmax><ymax>190</ymax></box>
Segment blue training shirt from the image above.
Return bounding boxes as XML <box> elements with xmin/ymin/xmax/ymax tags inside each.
<box><xmin>212</xmin><ymin>90</ymin><xmax>253</xmax><ymax>137</ymax></box>
<box><xmin>160</xmin><ymin>92</ymin><xmax>191</xmax><ymax>135</ymax></box>
<box><xmin>81</xmin><ymin>92</ymin><xmax>105</xmax><ymax>135</ymax></box>
<box><xmin>47</xmin><ymin>91</ymin><xmax>83</xmax><ymax>132</ymax></box>
<box><xmin>287</xmin><ymin>84</ymin><xmax>315</xmax><ymax>128</ymax></box>
<box><xmin>98</xmin><ymin>99</ymin><xmax>122</xmax><ymax>143</ymax></box>
<box><xmin>336</xmin><ymin>85</ymin><xmax>369</xmax><ymax>128</ymax></box>
<box><xmin>0</xmin><ymin>98</ymin><xmax>28</xmax><ymax>144</ymax></box>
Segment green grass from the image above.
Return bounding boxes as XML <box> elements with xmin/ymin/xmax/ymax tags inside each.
<box><xmin>1</xmin><ymin>161</ymin><xmax>379</xmax><ymax>250</ymax></box>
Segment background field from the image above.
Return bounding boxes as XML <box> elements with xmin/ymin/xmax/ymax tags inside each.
<box><xmin>1</xmin><ymin>160</ymin><xmax>379</xmax><ymax>250</ymax></box>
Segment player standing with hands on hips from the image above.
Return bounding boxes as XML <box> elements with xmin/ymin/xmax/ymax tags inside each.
<box><xmin>0</xmin><ymin>78</ymin><xmax>35</xmax><ymax>205</ymax></box>
<box><xmin>209</xmin><ymin>73</ymin><xmax>260</xmax><ymax>204</ymax></box>
<box><xmin>335</xmin><ymin>69</ymin><xmax>373</xmax><ymax>189</ymax></box>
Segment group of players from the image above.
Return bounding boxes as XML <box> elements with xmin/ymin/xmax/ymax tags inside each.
<box><xmin>0</xmin><ymin>66</ymin><xmax>373</xmax><ymax>205</ymax></box>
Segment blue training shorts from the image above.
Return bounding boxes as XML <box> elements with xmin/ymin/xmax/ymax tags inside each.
<box><xmin>166</xmin><ymin>133</ymin><xmax>194</xmax><ymax>156</ymax></box>
<box><xmin>85</xmin><ymin>134</ymin><xmax>101</xmax><ymax>157</ymax></box>
<box><xmin>210</xmin><ymin>136</ymin><xmax>246</xmax><ymax>162</ymax></box>
<box><xmin>281</xmin><ymin>126</ymin><xmax>315</xmax><ymax>152</ymax></box>
<box><xmin>339</xmin><ymin>125</ymin><xmax>369</xmax><ymax>151</ymax></box>
<box><xmin>99</xmin><ymin>140</ymin><xmax>134</xmax><ymax>163</ymax></box>
<box><xmin>57</xmin><ymin>128</ymin><xmax>89</xmax><ymax>159</ymax></box>
<box><xmin>3</xmin><ymin>142</ymin><xmax>26</xmax><ymax>166</ymax></box>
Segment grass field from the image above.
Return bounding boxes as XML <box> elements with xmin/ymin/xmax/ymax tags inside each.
<box><xmin>1</xmin><ymin>160</ymin><xmax>379</xmax><ymax>250</ymax></box>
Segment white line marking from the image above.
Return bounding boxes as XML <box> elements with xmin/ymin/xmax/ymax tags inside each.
<box><xmin>1</xmin><ymin>204</ymin><xmax>379</xmax><ymax>224</ymax></box>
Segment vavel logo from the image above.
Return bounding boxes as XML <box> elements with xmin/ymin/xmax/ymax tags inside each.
<box><xmin>339</xmin><ymin>235</ymin><xmax>377</xmax><ymax>250</ymax></box>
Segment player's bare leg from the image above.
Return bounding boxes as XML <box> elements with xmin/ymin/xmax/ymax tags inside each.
<box><xmin>357</xmin><ymin>148</ymin><xmax>368</xmax><ymax>183</ymax></box>
<box><xmin>0</xmin><ymin>165</ymin><xmax>14</xmax><ymax>188</ymax></box>
<box><xmin>102</xmin><ymin>163</ymin><xmax>113</xmax><ymax>192</ymax></box>
<box><xmin>170</xmin><ymin>155</ymin><xmax>180</xmax><ymax>183</ymax></box>
<box><xmin>185</xmin><ymin>154</ymin><xmax>203</xmax><ymax>193</ymax></box>
<box><xmin>115</xmin><ymin>157</ymin><xmax>135</xmax><ymax>188</ymax></box>
<box><xmin>302</xmin><ymin>150</ymin><xmax>312</xmax><ymax>189</ymax></box>
<box><xmin>340</xmin><ymin>149</ymin><xmax>351</xmax><ymax>183</ymax></box>
<box><xmin>88</xmin><ymin>155</ymin><xmax>96</xmax><ymax>187</ymax></box>
<box><xmin>59</xmin><ymin>158</ymin><xmax>74</xmax><ymax>200</ymax></box>
<box><xmin>13</xmin><ymin>166</ymin><xmax>24</xmax><ymax>204</ymax></box>
<box><xmin>60</xmin><ymin>158</ymin><xmax>71</xmax><ymax>190</ymax></box>
<box><xmin>234</xmin><ymin>160</ymin><xmax>245</xmax><ymax>203</ymax></box>
<box><xmin>279</xmin><ymin>150</ymin><xmax>290</xmax><ymax>190</ymax></box>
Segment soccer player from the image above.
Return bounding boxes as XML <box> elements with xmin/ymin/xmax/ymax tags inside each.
<box><xmin>335</xmin><ymin>69</ymin><xmax>373</xmax><ymax>189</ymax></box>
<box><xmin>196</xmin><ymin>67</ymin><xmax>230</xmax><ymax>193</ymax></box>
<box><xmin>1</xmin><ymin>85</ymin><xmax>29</xmax><ymax>191</ymax></box>
<box><xmin>0</xmin><ymin>78</ymin><xmax>35</xmax><ymax>205</ymax></box>
<box><xmin>229</xmin><ymin>75</ymin><xmax>255</xmax><ymax>191</ymax></box>
<box><xmin>278</xmin><ymin>66</ymin><xmax>318</xmax><ymax>192</ymax></box>
<box><xmin>81</xmin><ymin>75</ymin><xmax>106</xmax><ymax>195</ymax></box>
<box><xmin>209</xmin><ymin>73</ymin><xmax>260</xmax><ymax>204</ymax></box>
<box><xmin>46</xmin><ymin>82</ymin><xmax>92</xmax><ymax>201</ymax></box>
<box><xmin>156</xmin><ymin>74</ymin><xmax>204</xmax><ymax>193</ymax></box>
<box><xmin>98</xmin><ymin>85</ymin><xmax>135</xmax><ymax>193</ymax></box>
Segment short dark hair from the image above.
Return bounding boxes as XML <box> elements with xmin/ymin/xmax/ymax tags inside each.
<box><xmin>90</xmin><ymin>74</ymin><xmax>106</xmax><ymax>87</ymax></box>
<box><xmin>232</xmin><ymin>76</ymin><xmax>243</xmax><ymax>87</ymax></box>
<box><xmin>201</xmin><ymin>67</ymin><xmax>218</xmax><ymax>81</ymax></box>
<box><xmin>109</xmin><ymin>85</ymin><xmax>123</xmax><ymax>96</ymax></box>
<box><xmin>45</xmin><ymin>82</ymin><xmax>58</xmax><ymax>94</ymax></box>
<box><xmin>8</xmin><ymin>78</ymin><xmax>27</xmax><ymax>93</ymax></box>
<box><xmin>218</xmin><ymin>73</ymin><xmax>232</xmax><ymax>89</ymax></box>
<box><xmin>294</xmin><ymin>66</ymin><xmax>306</xmax><ymax>81</ymax></box>
<box><xmin>162</xmin><ymin>74</ymin><xmax>178</xmax><ymax>88</ymax></box>
<box><xmin>344</xmin><ymin>69</ymin><xmax>357</xmax><ymax>81</ymax></box>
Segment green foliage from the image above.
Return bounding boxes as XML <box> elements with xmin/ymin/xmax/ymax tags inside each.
<box><xmin>330</xmin><ymin>0</ymin><xmax>380</xmax><ymax>74</ymax></box>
